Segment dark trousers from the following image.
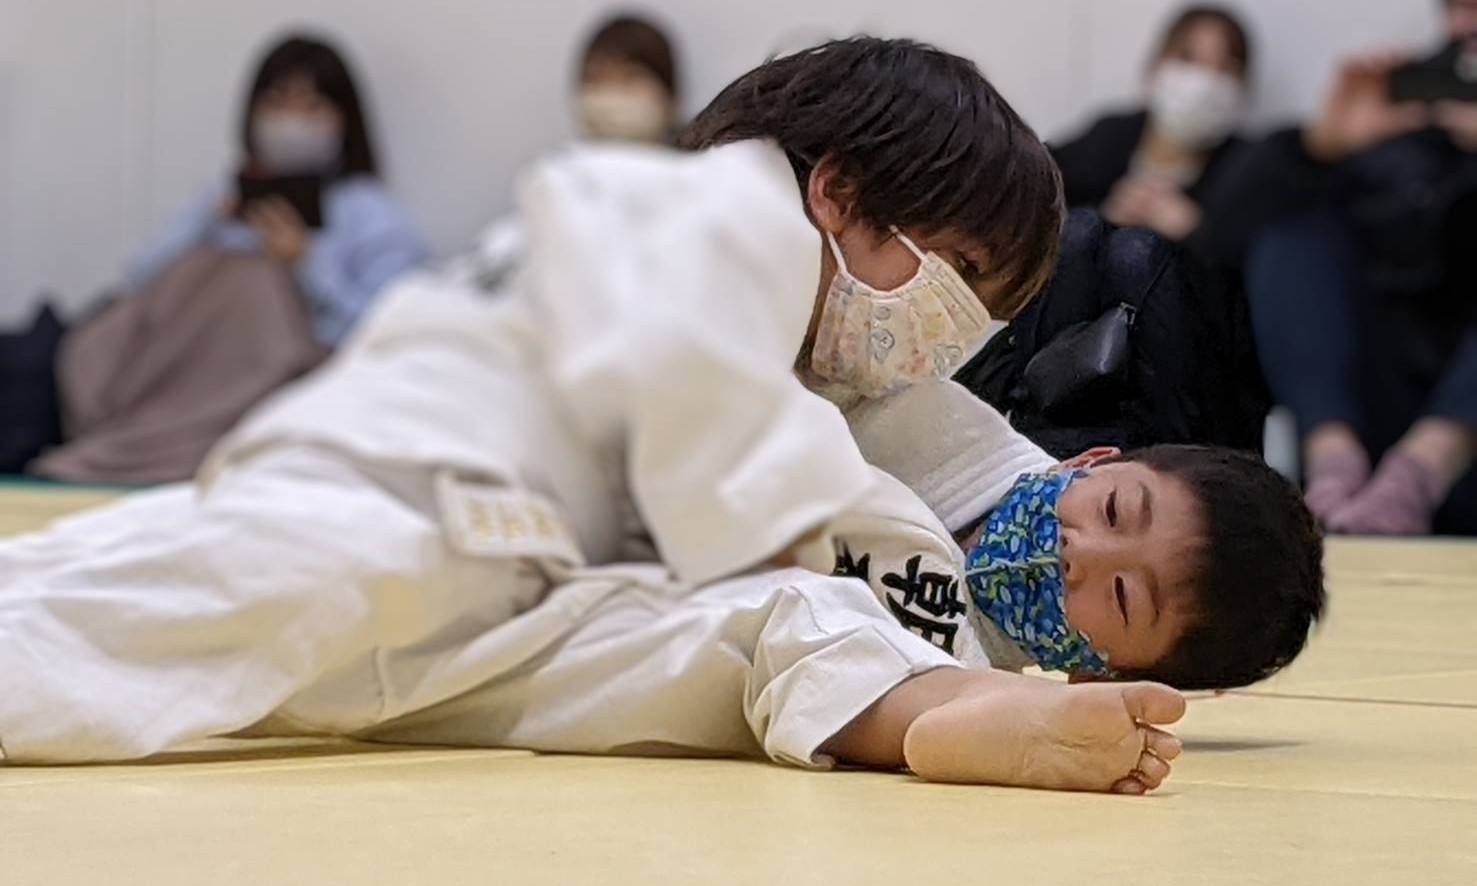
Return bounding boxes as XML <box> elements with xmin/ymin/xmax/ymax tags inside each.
<box><xmin>1244</xmin><ymin>213</ymin><xmax>1477</xmax><ymax>534</ymax></box>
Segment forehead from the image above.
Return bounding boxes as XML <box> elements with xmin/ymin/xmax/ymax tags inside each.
<box><xmin>261</xmin><ymin>72</ymin><xmax>319</xmax><ymax>96</ymax></box>
<box><xmin>1167</xmin><ymin>19</ymin><xmax>1243</xmax><ymax>72</ymax></box>
<box><xmin>582</xmin><ymin>53</ymin><xmax>659</xmax><ymax>84</ymax></box>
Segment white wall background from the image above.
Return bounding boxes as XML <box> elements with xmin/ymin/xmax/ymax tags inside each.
<box><xmin>0</xmin><ymin>0</ymin><xmax>1442</xmax><ymax>324</ymax></box>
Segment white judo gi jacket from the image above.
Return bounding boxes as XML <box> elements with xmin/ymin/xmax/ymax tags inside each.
<box><xmin>0</xmin><ymin>141</ymin><xmax>1053</xmax><ymax>766</ymax></box>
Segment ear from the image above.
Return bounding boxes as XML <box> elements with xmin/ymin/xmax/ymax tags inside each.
<box><xmin>1056</xmin><ymin>446</ymin><xmax>1121</xmax><ymax>473</ymax></box>
<box><xmin>805</xmin><ymin>157</ymin><xmax>856</xmax><ymax>236</ymax></box>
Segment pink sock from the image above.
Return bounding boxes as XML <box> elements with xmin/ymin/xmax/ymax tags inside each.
<box><xmin>1326</xmin><ymin>452</ymin><xmax>1442</xmax><ymax>537</ymax></box>
<box><xmin>1303</xmin><ymin>448</ymin><xmax>1370</xmax><ymax>525</ymax></box>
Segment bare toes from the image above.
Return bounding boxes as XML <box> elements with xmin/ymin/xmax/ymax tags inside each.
<box><xmin>1122</xmin><ymin>683</ymin><xmax>1188</xmax><ymax>726</ymax></box>
<box><xmin>1135</xmin><ymin>752</ymin><xmax>1172</xmax><ymax>788</ymax></box>
<box><xmin>1144</xmin><ymin>727</ymin><xmax>1183</xmax><ymax>761</ymax></box>
<box><xmin>1112</xmin><ymin>777</ymin><xmax>1148</xmax><ymax>795</ymax></box>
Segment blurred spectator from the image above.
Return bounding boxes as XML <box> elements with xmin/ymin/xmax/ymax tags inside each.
<box><xmin>575</xmin><ymin>14</ymin><xmax>681</xmax><ymax>144</ymax></box>
<box><xmin>1053</xmin><ymin>5</ymin><xmax>1253</xmax><ymax>241</ymax></box>
<box><xmin>441</xmin><ymin>14</ymin><xmax>685</xmax><ymax>291</ymax></box>
<box><xmin>1190</xmin><ymin>3</ymin><xmax>1477</xmax><ymax>535</ymax></box>
<box><xmin>30</xmin><ymin>33</ymin><xmax>428</xmax><ymax>485</ymax></box>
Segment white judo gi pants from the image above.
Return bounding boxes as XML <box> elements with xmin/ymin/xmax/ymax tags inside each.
<box><xmin>0</xmin><ymin>446</ymin><xmax>958</xmax><ymax>765</ymax></box>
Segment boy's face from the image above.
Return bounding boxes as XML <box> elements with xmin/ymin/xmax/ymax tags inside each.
<box><xmin>1055</xmin><ymin>455</ymin><xmax>1204</xmax><ymax>673</ymax></box>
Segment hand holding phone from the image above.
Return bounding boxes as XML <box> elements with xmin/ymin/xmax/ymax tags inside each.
<box><xmin>235</xmin><ymin>173</ymin><xmax>324</xmax><ymax>229</ymax></box>
<box><xmin>243</xmin><ymin>196</ymin><xmax>311</xmax><ymax>266</ymax></box>
<box><xmin>1305</xmin><ymin>52</ymin><xmax>1429</xmax><ymax>163</ymax></box>
<box><xmin>1390</xmin><ymin>40</ymin><xmax>1477</xmax><ymax>104</ymax></box>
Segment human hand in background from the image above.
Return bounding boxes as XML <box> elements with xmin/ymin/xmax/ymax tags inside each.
<box><xmin>1305</xmin><ymin>52</ymin><xmax>1429</xmax><ymax>163</ymax></box>
<box><xmin>244</xmin><ymin>196</ymin><xmax>309</xmax><ymax>266</ymax></box>
<box><xmin>1103</xmin><ymin>176</ymin><xmax>1204</xmax><ymax>241</ymax></box>
<box><xmin>1434</xmin><ymin>100</ymin><xmax>1477</xmax><ymax>152</ymax></box>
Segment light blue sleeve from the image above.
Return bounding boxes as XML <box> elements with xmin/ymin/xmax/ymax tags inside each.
<box><xmin>124</xmin><ymin>181</ymin><xmax>229</xmax><ymax>292</ymax></box>
<box><xmin>295</xmin><ymin>179</ymin><xmax>431</xmax><ymax>347</ymax></box>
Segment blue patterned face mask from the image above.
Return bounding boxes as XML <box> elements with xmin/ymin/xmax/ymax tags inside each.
<box><xmin>965</xmin><ymin>471</ymin><xmax>1112</xmax><ymax>675</ymax></box>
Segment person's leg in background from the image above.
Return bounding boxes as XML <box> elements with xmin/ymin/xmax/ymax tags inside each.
<box><xmin>1244</xmin><ymin>213</ymin><xmax>1371</xmax><ymax>523</ymax></box>
<box><xmin>1328</xmin><ymin>323</ymin><xmax>1477</xmax><ymax>535</ymax></box>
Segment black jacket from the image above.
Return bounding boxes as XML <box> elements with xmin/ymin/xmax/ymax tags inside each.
<box><xmin>956</xmin><ymin>210</ymin><xmax>1269</xmax><ymax>459</ymax></box>
<box><xmin>0</xmin><ymin>305</ymin><xmax>64</xmax><ymax>473</ymax></box>
<box><xmin>1190</xmin><ymin>127</ymin><xmax>1477</xmax><ymax>293</ymax></box>
<box><xmin>1051</xmin><ymin>110</ymin><xmax>1247</xmax><ymax>209</ymax></box>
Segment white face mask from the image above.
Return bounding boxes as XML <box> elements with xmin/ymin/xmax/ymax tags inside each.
<box><xmin>1147</xmin><ymin>60</ymin><xmax>1246</xmax><ymax>149</ymax></box>
<box><xmin>577</xmin><ymin>84</ymin><xmax>672</xmax><ymax>143</ymax></box>
<box><xmin>252</xmin><ymin>114</ymin><xmax>343</xmax><ymax>175</ymax></box>
<box><xmin>810</xmin><ymin>228</ymin><xmax>993</xmax><ymax>398</ymax></box>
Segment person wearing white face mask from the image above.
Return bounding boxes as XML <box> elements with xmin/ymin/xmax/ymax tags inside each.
<box><xmin>30</xmin><ymin>35</ymin><xmax>428</xmax><ymax>485</ymax></box>
<box><xmin>1052</xmin><ymin>5</ymin><xmax>1253</xmax><ymax>241</ymax></box>
<box><xmin>574</xmin><ymin>15</ymin><xmax>681</xmax><ymax>145</ymax></box>
<box><xmin>127</xmin><ymin>34</ymin><xmax>428</xmax><ymax>348</ymax></box>
<box><xmin>435</xmin><ymin>15</ymin><xmax>682</xmax><ymax>292</ymax></box>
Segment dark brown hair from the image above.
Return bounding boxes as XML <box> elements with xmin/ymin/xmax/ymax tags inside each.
<box><xmin>1155</xmin><ymin>5</ymin><xmax>1253</xmax><ymax>79</ymax></box>
<box><xmin>679</xmin><ymin>37</ymin><xmax>1064</xmax><ymax>319</ymax></box>
<box><xmin>580</xmin><ymin>14</ymin><xmax>679</xmax><ymax>98</ymax></box>
<box><xmin>241</xmin><ymin>34</ymin><xmax>378</xmax><ymax>178</ymax></box>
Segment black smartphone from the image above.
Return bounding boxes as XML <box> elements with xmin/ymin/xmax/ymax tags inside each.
<box><xmin>236</xmin><ymin>173</ymin><xmax>325</xmax><ymax>229</ymax></box>
<box><xmin>1390</xmin><ymin>40</ymin><xmax>1477</xmax><ymax>104</ymax></box>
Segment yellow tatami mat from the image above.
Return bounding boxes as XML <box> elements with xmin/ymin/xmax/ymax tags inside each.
<box><xmin>2</xmin><ymin>490</ymin><xmax>1474</xmax><ymax>885</ymax></box>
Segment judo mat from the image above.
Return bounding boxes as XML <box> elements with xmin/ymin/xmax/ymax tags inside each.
<box><xmin>2</xmin><ymin>486</ymin><xmax>1474</xmax><ymax>885</ymax></box>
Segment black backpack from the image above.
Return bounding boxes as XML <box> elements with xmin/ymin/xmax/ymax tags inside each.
<box><xmin>956</xmin><ymin>210</ymin><xmax>1270</xmax><ymax>460</ymax></box>
<box><xmin>0</xmin><ymin>303</ymin><xmax>66</xmax><ymax>473</ymax></box>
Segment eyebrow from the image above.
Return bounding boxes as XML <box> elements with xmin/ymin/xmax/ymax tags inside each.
<box><xmin>1139</xmin><ymin>480</ymin><xmax>1154</xmax><ymax>530</ymax></box>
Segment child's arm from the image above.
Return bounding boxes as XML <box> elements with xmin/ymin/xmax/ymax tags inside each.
<box><xmin>820</xmin><ymin>666</ymin><xmax>978</xmax><ymax>768</ymax></box>
<box><xmin>823</xmin><ymin>667</ymin><xmax>1187</xmax><ymax>794</ymax></box>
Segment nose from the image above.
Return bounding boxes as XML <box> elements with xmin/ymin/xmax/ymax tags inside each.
<box><xmin>1060</xmin><ymin>531</ymin><xmax>1079</xmax><ymax>583</ymax></box>
<box><xmin>1060</xmin><ymin>528</ymin><xmax>1123</xmax><ymax>591</ymax></box>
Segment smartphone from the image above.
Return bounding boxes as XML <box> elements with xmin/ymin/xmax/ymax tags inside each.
<box><xmin>236</xmin><ymin>173</ymin><xmax>325</xmax><ymax>229</ymax></box>
<box><xmin>1390</xmin><ymin>40</ymin><xmax>1477</xmax><ymax>104</ymax></box>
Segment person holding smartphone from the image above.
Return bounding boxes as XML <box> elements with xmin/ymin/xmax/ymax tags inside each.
<box><xmin>1187</xmin><ymin>0</ymin><xmax>1477</xmax><ymax>537</ymax></box>
<box><xmin>126</xmin><ymin>33</ymin><xmax>428</xmax><ymax>348</ymax></box>
<box><xmin>31</xmin><ymin>34</ymin><xmax>428</xmax><ymax>485</ymax></box>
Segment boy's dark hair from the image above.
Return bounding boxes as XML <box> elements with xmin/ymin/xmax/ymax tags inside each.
<box><xmin>580</xmin><ymin>14</ymin><xmax>679</xmax><ymax>98</ymax></box>
<box><xmin>1155</xmin><ymin>6</ymin><xmax>1253</xmax><ymax>79</ymax></box>
<box><xmin>241</xmin><ymin>34</ymin><xmax>378</xmax><ymax>179</ymax></box>
<box><xmin>1108</xmin><ymin>445</ymin><xmax>1325</xmax><ymax>691</ymax></box>
<box><xmin>678</xmin><ymin>37</ymin><xmax>1064</xmax><ymax>319</ymax></box>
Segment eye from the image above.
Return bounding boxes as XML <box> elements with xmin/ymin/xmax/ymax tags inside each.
<box><xmin>1114</xmin><ymin>577</ymin><xmax>1129</xmax><ymax>626</ymax></box>
<box><xmin>1105</xmin><ymin>489</ymin><xmax>1119</xmax><ymax>528</ymax></box>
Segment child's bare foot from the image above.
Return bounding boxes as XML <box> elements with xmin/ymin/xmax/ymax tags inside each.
<box><xmin>903</xmin><ymin>675</ymin><xmax>1186</xmax><ymax>794</ymax></box>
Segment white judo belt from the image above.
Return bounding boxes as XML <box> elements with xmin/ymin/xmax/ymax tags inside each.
<box><xmin>435</xmin><ymin>471</ymin><xmax>586</xmax><ymax>568</ymax></box>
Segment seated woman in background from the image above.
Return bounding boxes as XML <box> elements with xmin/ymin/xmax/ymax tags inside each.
<box><xmin>1188</xmin><ymin>40</ymin><xmax>1477</xmax><ymax>536</ymax></box>
<box><xmin>446</xmin><ymin>14</ymin><xmax>684</xmax><ymax>287</ymax></box>
<box><xmin>1051</xmin><ymin>5</ymin><xmax>1253</xmax><ymax>241</ymax></box>
<box><xmin>31</xmin><ymin>34</ymin><xmax>428</xmax><ymax>486</ymax></box>
<box><xmin>575</xmin><ymin>14</ymin><xmax>681</xmax><ymax>144</ymax></box>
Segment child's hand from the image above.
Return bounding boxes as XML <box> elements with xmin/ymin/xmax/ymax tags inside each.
<box><xmin>903</xmin><ymin>671</ymin><xmax>1186</xmax><ymax>793</ymax></box>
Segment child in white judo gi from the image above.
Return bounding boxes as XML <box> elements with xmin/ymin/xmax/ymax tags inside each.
<box><xmin>0</xmin><ymin>38</ymin><xmax>1290</xmax><ymax>795</ymax></box>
